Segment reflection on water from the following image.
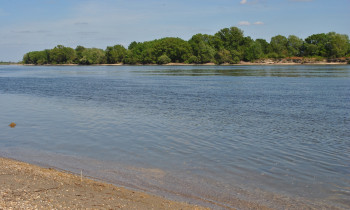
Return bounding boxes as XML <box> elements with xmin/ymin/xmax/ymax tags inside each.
<box><xmin>0</xmin><ymin>65</ymin><xmax>349</xmax><ymax>209</ymax></box>
<box><xmin>133</xmin><ymin>65</ymin><xmax>350</xmax><ymax>77</ymax></box>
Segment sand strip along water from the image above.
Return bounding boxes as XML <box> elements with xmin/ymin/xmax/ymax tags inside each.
<box><xmin>0</xmin><ymin>157</ymin><xmax>209</xmax><ymax>209</ymax></box>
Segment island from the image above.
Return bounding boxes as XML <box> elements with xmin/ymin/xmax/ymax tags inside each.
<box><xmin>21</xmin><ymin>27</ymin><xmax>350</xmax><ymax>66</ymax></box>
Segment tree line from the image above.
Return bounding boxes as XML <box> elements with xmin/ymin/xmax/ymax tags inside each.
<box><xmin>23</xmin><ymin>27</ymin><xmax>350</xmax><ymax>65</ymax></box>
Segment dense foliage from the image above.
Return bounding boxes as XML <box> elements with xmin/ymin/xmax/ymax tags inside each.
<box><xmin>23</xmin><ymin>27</ymin><xmax>350</xmax><ymax>65</ymax></box>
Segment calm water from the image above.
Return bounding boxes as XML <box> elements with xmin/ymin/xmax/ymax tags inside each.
<box><xmin>0</xmin><ymin>65</ymin><xmax>349</xmax><ymax>209</ymax></box>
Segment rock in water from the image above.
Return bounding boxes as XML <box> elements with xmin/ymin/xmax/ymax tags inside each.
<box><xmin>9</xmin><ymin>122</ymin><xmax>16</xmax><ymax>128</ymax></box>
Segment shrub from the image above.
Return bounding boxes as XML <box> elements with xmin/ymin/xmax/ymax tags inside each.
<box><xmin>267</xmin><ymin>52</ymin><xmax>279</xmax><ymax>59</ymax></box>
<box><xmin>157</xmin><ymin>54</ymin><xmax>171</xmax><ymax>64</ymax></box>
<box><xmin>231</xmin><ymin>56</ymin><xmax>240</xmax><ymax>64</ymax></box>
<box><xmin>314</xmin><ymin>56</ymin><xmax>324</xmax><ymax>62</ymax></box>
<box><xmin>187</xmin><ymin>56</ymin><xmax>199</xmax><ymax>64</ymax></box>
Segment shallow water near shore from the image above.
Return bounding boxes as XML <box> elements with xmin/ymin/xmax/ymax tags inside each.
<box><xmin>0</xmin><ymin>65</ymin><xmax>349</xmax><ymax>209</ymax></box>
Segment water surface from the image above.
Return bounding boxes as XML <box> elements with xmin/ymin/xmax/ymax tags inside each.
<box><xmin>0</xmin><ymin>65</ymin><xmax>349</xmax><ymax>209</ymax></box>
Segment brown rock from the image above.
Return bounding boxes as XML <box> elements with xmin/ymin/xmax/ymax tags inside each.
<box><xmin>9</xmin><ymin>122</ymin><xmax>16</xmax><ymax>128</ymax></box>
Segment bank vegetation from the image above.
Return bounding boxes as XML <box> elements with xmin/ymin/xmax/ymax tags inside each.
<box><xmin>22</xmin><ymin>27</ymin><xmax>350</xmax><ymax>65</ymax></box>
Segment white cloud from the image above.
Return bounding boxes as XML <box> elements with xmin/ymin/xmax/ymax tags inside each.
<box><xmin>238</xmin><ymin>21</ymin><xmax>264</xmax><ymax>26</ymax></box>
<box><xmin>253</xmin><ymin>21</ymin><xmax>264</xmax><ymax>25</ymax></box>
<box><xmin>238</xmin><ymin>21</ymin><xmax>251</xmax><ymax>26</ymax></box>
<box><xmin>240</xmin><ymin>0</ymin><xmax>262</xmax><ymax>5</ymax></box>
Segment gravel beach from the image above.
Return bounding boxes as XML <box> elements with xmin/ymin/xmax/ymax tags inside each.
<box><xmin>0</xmin><ymin>157</ymin><xmax>208</xmax><ymax>209</ymax></box>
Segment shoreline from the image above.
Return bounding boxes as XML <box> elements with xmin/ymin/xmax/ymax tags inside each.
<box><xmin>1</xmin><ymin>156</ymin><xmax>345</xmax><ymax>210</ymax></box>
<box><xmin>3</xmin><ymin>60</ymin><xmax>349</xmax><ymax>66</ymax></box>
<box><xmin>15</xmin><ymin>62</ymin><xmax>350</xmax><ymax>66</ymax></box>
<box><xmin>0</xmin><ymin>157</ymin><xmax>208</xmax><ymax>209</ymax></box>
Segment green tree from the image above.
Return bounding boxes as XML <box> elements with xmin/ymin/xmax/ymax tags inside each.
<box><xmin>304</xmin><ymin>33</ymin><xmax>328</xmax><ymax>57</ymax></box>
<box><xmin>244</xmin><ymin>41</ymin><xmax>263</xmax><ymax>61</ymax></box>
<box><xmin>23</xmin><ymin>53</ymin><xmax>30</xmax><ymax>64</ymax></box>
<box><xmin>270</xmin><ymin>35</ymin><xmax>288</xmax><ymax>58</ymax></box>
<box><xmin>22</xmin><ymin>26</ymin><xmax>350</xmax><ymax>65</ymax></box>
<box><xmin>78</xmin><ymin>48</ymin><xmax>106</xmax><ymax>65</ymax></box>
<box><xmin>196</xmin><ymin>43</ymin><xmax>216</xmax><ymax>63</ymax></box>
<box><xmin>187</xmin><ymin>55</ymin><xmax>199</xmax><ymax>64</ymax></box>
<box><xmin>75</xmin><ymin>45</ymin><xmax>86</xmax><ymax>62</ymax></box>
<box><xmin>128</xmin><ymin>41</ymin><xmax>139</xmax><ymax>50</ymax></box>
<box><xmin>123</xmin><ymin>50</ymin><xmax>138</xmax><ymax>64</ymax></box>
<box><xmin>23</xmin><ymin>50</ymin><xmax>49</xmax><ymax>65</ymax></box>
<box><xmin>256</xmin><ymin>39</ymin><xmax>271</xmax><ymax>55</ymax></box>
<box><xmin>231</xmin><ymin>50</ymin><xmax>241</xmax><ymax>64</ymax></box>
<box><xmin>49</xmin><ymin>45</ymin><xmax>76</xmax><ymax>64</ymax></box>
<box><xmin>141</xmin><ymin>48</ymin><xmax>156</xmax><ymax>64</ymax></box>
<box><xmin>214</xmin><ymin>49</ymin><xmax>232</xmax><ymax>64</ymax></box>
<box><xmin>326</xmin><ymin>32</ymin><xmax>349</xmax><ymax>58</ymax></box>
<box><xmin>125</xmin><ymin>41</ymin><xmax>155</xmax><ymax>64</ymax></box>
<box><xmin>213</xmin><ymin>27</ymin><xmax>246</xmax><ymax>62</ymax></box>
<box><xmin>105</xmin><ymin>44</ymin><xmax>127</xmax><ymax>64</ymax></box>
<box><xmin>157</xmin><ymin>54</ymin><xmax>171</xmax><ymax>64</ymax></box>
<box><xmin>153</xmin><ymin>37</ymin><xmax>192</xmax><ymax>63</ymax></box>
<box><xmin>241</xmin><ymin>36</ymin><xmax>254</xmax><ymax>60</ymax></box>
<box><xmin>189</xmin><ymin>34</ymin><xmax>216</xmax><ymax>63</ymax></box>
<box><xmin>214</xmin><ymin>27</ymin><xmax>244</xmax><ymax>52</ymax></box>
<box><xmin>287</xmin><ymin>35</ymin><xmax>303</xmax><ymax>57</ymax></box>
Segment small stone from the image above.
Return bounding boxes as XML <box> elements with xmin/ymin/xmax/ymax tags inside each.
<box><xmin>9</xmin><ymin>122</ymin><xmax>16</xmax><ymax>128</ymax></box>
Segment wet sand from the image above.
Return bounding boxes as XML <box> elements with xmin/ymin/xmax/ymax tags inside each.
<box><xmin>0</xmin><ymin>155</ymin><xmax>347</xmax><ymax>209</ymax></box>
<box><xmin>0</xmin><ymin>157</ymin><xmax>208</xmax><ymax>209</ymax></box>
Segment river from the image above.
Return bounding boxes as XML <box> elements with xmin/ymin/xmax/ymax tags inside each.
<box><xmin>0</xmin><ymin>65</ymin><xmax>349</xmax><ymax>209</ymax></box>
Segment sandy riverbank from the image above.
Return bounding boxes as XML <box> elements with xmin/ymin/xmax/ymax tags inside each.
<box><xmin>8</xmin><ymin>58</ymin><xmax>349</xmax><ymax>66</ymax></box>
<box><xmin>0</xmin><ymin>157</ymin><xmax>208</xmax><ymax>209</ymax></box>
<box><xmin>2</xmin><ymin>157</ymin><xmax>342</xmax><ymax>210</ymax></box>
<box><xmin>27</xmin><ymin>61</ymin><xmax>349</xmax><ymax>66</ymax></box>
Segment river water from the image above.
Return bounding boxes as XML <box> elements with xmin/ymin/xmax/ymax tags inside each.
<box><xmin>0</xmin><ymin>65</ymin><xmax>349</xmax><ymax>209</ymax></box>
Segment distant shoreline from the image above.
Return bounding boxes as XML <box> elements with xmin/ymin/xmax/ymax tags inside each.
<box><xmin>5</xmin><ymin>60</ymin><xmax>349</xmax><ymax>66</ymax></box>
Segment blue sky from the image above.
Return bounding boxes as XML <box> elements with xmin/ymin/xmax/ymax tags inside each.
<box><xmin>1</xmin><ymin>0</ymin><xmax>349</xmax><ymax>61</ymax></box>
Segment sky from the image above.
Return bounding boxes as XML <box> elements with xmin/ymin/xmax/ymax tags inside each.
<box><xmin>1</xmin><ymin>0</ymin><xmax>349</xmax><ymax>61</ymax></box>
